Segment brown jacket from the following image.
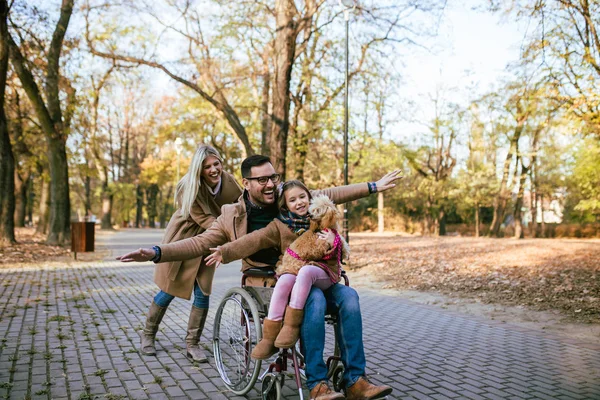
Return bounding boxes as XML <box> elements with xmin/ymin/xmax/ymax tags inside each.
<box><xmin>154</xmin><ymin>171</ymin><xmax>242</xmax><ymax>299</ymax></box>
<box><xmin>159</xmin><ymin>183</ymin><xmax>370</xmax><ymax>272</ymax></box>
<box><xmin>217</xmin><ymin>219</ymin><xmax>339</xmax><ymax>278</ymax></box>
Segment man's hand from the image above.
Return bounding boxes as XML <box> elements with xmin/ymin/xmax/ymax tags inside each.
<box><xmin>375</xmin><ymin>169</ymin><xmax>403</xmax><ymax>192</ymax></box>
<box><xmin>205</xmin><ymin>248</ymin><xmax>223</xmax><ymax>268</ymax></box>
<box><xmin>116</xmin><ymin>247</ymin><xmax>156</xmax><ymax>262</ymax></box>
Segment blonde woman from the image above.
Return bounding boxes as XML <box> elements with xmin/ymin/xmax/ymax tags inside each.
<box><xmin>140</xmin><ymin>144</ymin><xmax>242</xmax><ymax>362</ymax></box>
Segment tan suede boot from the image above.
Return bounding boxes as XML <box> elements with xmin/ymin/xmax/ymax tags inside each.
<box><xmin>309</xmin><ymin>381</ymin><xmax>345</xmax><ymax>400</ymax></box>
<box><xmin>186</xmin><ymin>306</ymin><xmax>209</xmax><ymax>363</ymax></box>
<box><xmin>139</xmin><ymin>301</ymin><xmax>167</xmax><ymax>356</ymax></box>
<box><xmin>345</xmin><ymin>377</ymin><xmax>392</xmax><ymax>400</ymax></box>
<box><xmin>251</xmin><ymin>319</ymin><xmax>282</xmax><ymax>360</ymax></box>
<box><xmin>274</xmin><ymin>306</ymin><xmax>304</xmax><ymax>349</ymax></box>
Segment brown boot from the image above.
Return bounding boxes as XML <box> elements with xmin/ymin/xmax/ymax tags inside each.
<box><xmin>274</xmin><ymin>306</ymin><xmax>304</xmax><ymax>349</ymax></box>
<box><xmin>139</xmin><ymin>301</ymin><xmax>167</xmax><ymax>356</ymax></box>
<box><xmin>251</xmin><ymin>319</ymin><xmax>282</xmax><ymax>360</ymax></box>
<box><xmin>345</xmin><ymin>377</ymin><xmax>392</xmax><ymax>400</ymax></box>
<box><xmin>309</xmin><ymin>381</ymin><xmax>345</xmax><ymax>400</ymax></box>
<box><xmin>186</xmin><ymin>306</ymin><xmax>209</xmax><ymax>363</ymax></box>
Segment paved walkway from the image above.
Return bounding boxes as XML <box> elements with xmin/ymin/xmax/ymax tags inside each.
<box><xmin>0</xmin><ymin>229</ymin><xmax>598</xmax><ymax>400</ymax></box>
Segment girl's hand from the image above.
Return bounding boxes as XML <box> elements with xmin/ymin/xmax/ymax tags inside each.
<box><xmin>116</xmin><ymin>247</ymin><xmax>156</xmax><ymax>262</ymax></box>
<box><xmin>317</xmin><ymin>229</ymin><xmax>335</xmax><ymax>246</ymax></box>
<box><xmin>205</xmin><ymin>247</ymin><xmax>223</xmax><ymax>268</ymax></box>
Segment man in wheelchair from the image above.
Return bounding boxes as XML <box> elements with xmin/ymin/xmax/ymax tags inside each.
<box><xmin>118</xmin><ymin>155</ymin><xmax>400</xmax><ymax>400</ymax></box>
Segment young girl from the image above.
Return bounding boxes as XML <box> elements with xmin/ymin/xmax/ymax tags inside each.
<box><xmin>205</xmin><ymin>180</ymin><xmax>347</xmax><ymax>360</ymax></box>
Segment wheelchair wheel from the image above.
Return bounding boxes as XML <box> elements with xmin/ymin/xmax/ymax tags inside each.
<box><xmin>213</xmin><ymin>287</ymin><xmax>262</xmax><ymax>395</ymax></box>
<box><xmin>261</xmin><ymin>373</ymin><xmax>282</xmax><ymax>400</ymax></box>
<box><xmin>332</xmin><ymin>364</ymin><xmax>345</xmax><ymax>392</ymax></box>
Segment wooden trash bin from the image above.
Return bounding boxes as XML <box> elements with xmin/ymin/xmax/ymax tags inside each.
<box><xmin>71</xmin><ymin>222</ymin><xmax>95</xmax><ymax>259</ymax></box>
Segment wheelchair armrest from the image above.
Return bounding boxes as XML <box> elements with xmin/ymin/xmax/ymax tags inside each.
<box><xmin>243</xmin><ymin>267</ymin><xmax>276</xmax><ymax>278</ymax></box>
<box><xmin>340</xmin><ymin>270</ymin><xmax>349</xmax><ymax>286</ymax></box>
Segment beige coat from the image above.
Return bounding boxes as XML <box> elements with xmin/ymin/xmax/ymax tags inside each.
<box><xmin>159</xmin><ymin>183</ymin><xmax>370</xmax><ymax>272</ymax></box>
<box><xmin>217</xmin><ymin>219</ymin><xmax>341</xmax><ymax>279</ymax></box>
<box><xmin>154</xmin><ymin>171</ymin><xmax>242</xmax><ymax>298</ymax></box>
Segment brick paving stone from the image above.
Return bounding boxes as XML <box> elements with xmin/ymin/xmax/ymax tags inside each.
<box><xmin>1</xmin><ymin>230</ymin><xmax>599</xmax><ymax>400</ymax></box>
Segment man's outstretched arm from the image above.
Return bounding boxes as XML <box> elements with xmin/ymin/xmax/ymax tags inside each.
<box><xmin>317</xmin><ymin>169</ymin><xmax>403</xmax><ymax>204</ymax></box>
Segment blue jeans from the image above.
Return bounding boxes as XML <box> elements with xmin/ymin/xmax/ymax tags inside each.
<box><xmin>154</xmin><ymin>282</ymin><xmax>209</xmax><ymax>309</ymax></box>
<box><xmin>300</xmin><ymin>284</ymin><xmax>366</xmax><ymax>390</ymax></box>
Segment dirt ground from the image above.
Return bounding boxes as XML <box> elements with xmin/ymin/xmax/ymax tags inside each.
<box><xmin>348</xmin><ymin>233</ymin><xmax>600</xmax><ymax>345</ymax></box>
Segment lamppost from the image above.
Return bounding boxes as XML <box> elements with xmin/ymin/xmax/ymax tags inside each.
<box><xmin>174</xmin><ymin>138</ymin><xmax>183</xmax><ymax>184</ymax></box>
<box><xmin>340</xmin><ymin>0</ymin><xmax>355</xmax><ymax>243</ymax></box>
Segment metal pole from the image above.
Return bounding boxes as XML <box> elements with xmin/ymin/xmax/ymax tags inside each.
<box><xmin>343</xmin><ymin>9</ymin><xmax>350</xmax><ymax>244</ymax></box>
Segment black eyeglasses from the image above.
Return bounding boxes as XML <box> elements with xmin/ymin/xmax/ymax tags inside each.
<box><xmin>245</xmin><ymin>174</ymin><xmax>281</xmax><ymax>185</ymax></box>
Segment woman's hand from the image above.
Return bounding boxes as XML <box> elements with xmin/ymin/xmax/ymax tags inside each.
<box><xmin>116</xmin><ymin>247</ymin><xmax>156</xmax><ymax>262</ymax></box>
<box><xmin>316</xmin><ymin>229</ymin><xmax>335</xmax><ymax>247</ymax></box>
<box><xmin>205</xmin><ymin>247</ymin><xmax>223</xmax><ymax>268</ymax></box>
<box><xmin>375</xmin><ymin>169</ymin><xmax>403</xmax><ymax>192</ymax></box>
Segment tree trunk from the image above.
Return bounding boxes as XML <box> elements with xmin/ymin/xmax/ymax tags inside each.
<box><xmin>540</xmin><ymin>193</ymin><xmax>546</xmax><ymax>238</ymax></box>
<box><xmin>146</xmin><ymin>184</ymin><xmax>159</xmax><ymax>228</ymax></box>
<box><xmin>513</xmin><ymin>161</ymin><xmax>529</xmax><ymax>239</ymax></box>
<box><xmin>439</xmin><ymin>207</ymin><xmax>447</xmax><ymax>236</ymax></box>
<box><xmin>475</xmin><ymin>204</ymin><xmax>480</xmax><ymax>238</ymax></box>
<box><xmin>261</xmin><ymin>72</ymin><xmax>270</xmax><ymax>155</ymax></box>
<box><xmin>135</xmin><ymin>184</ymin><xmax>143</xmax><ymax>228</ymax></box>
<box><xmin>46</xmin><ymin>138</ymin><xmax>71</xmax><ymax>244</ymax></box>
<box><xmin>8</xmin><ymin>0</ymin><xmax>74</xmax><ymax>245</ymax></box>
<box><xmin>14</xmin><ymin>171</ymin><xmax>29</xmax><ymax>227</ymax></box>
<box><xmin>489</xmin><ymin>120</ymin><xmax>523</xmax><ymax>237</ymax></box>
<box><xmin>100</xmin><ymin>194</ymin><xmax>113</xmax><ymax>230</ymax></box>
<box><xmin>36</xmin><ymin>177</ymin><xmax>50</xmax><ymax>234</ymax></box>
<box><xmin>159</xmin><ymin>185</ymin><xmax>173</xmax><ymax>229</ymax></box>
<box><xmin>0</xmin><ymin>0</ymin><xmax>15</xmax><ymax>243</ymax></box>
<box><xmin>84</xmin><ymin>175</ymin><xmax>92</xmax><ymax>218</ymax></box>
<box><xmin>269</xmin><ymin>0</ymin><xmax>297</xmax><ymax>177</ymax></box>
<box><xmin>26</xmin><ymin>174</ymin><xmax>33</xmax><ymax>226</ymax></box>
<box><xmin>378</xmin><ymin>192</ymin><xmax>384</xmax><ymax>233</ymax></box>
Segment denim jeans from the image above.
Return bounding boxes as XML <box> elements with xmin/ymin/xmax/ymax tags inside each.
<box><xmin>153</xmin><ymin>281</ymin><xmax>209</xmax><ymax>309</ymax></box>
<box><xmin>300</xmin><ymin>284</ymin><xmax>366</xmax><ymax>390</ymax></box>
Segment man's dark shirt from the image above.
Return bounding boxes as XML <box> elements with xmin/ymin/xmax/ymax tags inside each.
<box><xmin>244</xmin><ymin>192</ymin><xmax>281</xmax><ymax>266</ymax></box>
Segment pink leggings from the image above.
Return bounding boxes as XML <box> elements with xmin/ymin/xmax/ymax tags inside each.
<box><xmin>267</xmin><ymin>266</ymin><xmax>333</xmax><ymax>321</ymax></box>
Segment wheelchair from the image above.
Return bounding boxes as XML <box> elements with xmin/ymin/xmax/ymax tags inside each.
<box><xmin>212</xmin><ymin>267</ymin><xmax>349</xmax><ymax>400</ymax></box>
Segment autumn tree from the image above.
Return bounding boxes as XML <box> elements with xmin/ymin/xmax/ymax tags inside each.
<box><xmin>0</xmin><ymin>0</ymin><xmax>14</xmax><ymax>243</ymax></box>
<box><xmin>8</xmin><ymin>0</ymin><xmax>75</xmax><ymax>244</ymax></box>
<box><xmin>83</xmin><ymin>0</ymin><xmax>445</xmax><ymax>178</ymax></box>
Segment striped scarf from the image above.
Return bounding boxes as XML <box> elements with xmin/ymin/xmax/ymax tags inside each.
<box><xmin>277</xmin><ymin>210</ymin><xmax>311</xmax><ymax>235</ymax></box>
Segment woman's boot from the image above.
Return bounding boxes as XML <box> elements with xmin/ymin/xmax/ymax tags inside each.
<box><xmin>251</xmin><ymin>319</ymin><xmax>282</xmax><ymax>360</ymax></box>
<box><xmin>139</xmin><ymin>301</ymin><xmax>167</xmax><ymax>356</ymax></box>
<box><xmin>186</xmin><ymin>306</ymin><xmax>209</xmax><ymax>363</ymax></box>
<box><xmin>274</xmin><ymin>306</ymin><xmax>304</xmax><ymax>349</ymax></box>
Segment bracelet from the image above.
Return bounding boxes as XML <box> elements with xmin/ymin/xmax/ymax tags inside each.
<box><xmin>368</xmin><ymin>182</ymin><xmax>377</xmax><ymax>194</ymax></box>
<box><xmin>150</xmin><ymin>246</ymin><xmax>162</xmax><ymax>263</ymax></box>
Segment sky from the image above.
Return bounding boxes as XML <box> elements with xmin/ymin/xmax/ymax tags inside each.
<box><xmin>390</xmin><ymin>0</ymin><xmax>529</xmax><ymax>143</ymax></box>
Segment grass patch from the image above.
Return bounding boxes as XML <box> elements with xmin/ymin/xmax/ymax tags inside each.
<box><xmin>104</xmin><ymin>394</ymin><xmax>124</xmax><ymax>400</ymax></box>
<box><xmin>93</xmin><ymin>369</ymin><xmax>108</xmax><ymax>377</ymax></box>
<box><xmin>0</xmin><ymin>382</ymin><xmax>13</xmax><ymax>389</ymax></box>
<box><xmin>101</xmin><ymin>309</ymin><xmax>116</xmax><ymax>314</ymax></box>
<box><xmin>48</xmin><ymin>315</ymin><xmax>70</xmax><ymax>323</ymax></box>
